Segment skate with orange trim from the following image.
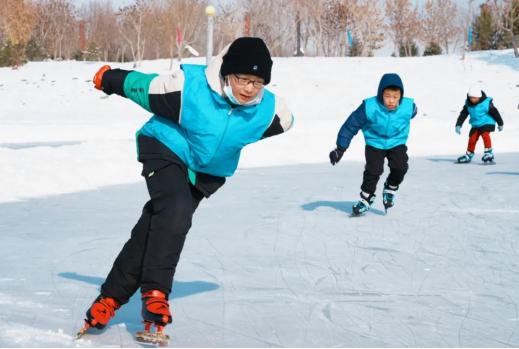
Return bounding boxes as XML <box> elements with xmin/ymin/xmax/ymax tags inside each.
<box><xmin>75</xmin><ymin>295</ymin><xmax>120</xmax><ymax>340</ymax></box>
<box><xmin>135</xmin><ymin>290</ymin><xmax>172</xmax><ymax>346</ymax></box>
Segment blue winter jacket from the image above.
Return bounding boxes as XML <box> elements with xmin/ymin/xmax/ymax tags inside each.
<box><xmin>336</xmin><ymin>73</ymin><xmax>417</xmax><ymax>150</ymax></box>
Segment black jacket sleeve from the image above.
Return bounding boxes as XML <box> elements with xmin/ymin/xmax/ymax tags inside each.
<box><xmin>102</xmin><ymin>69</ymin><xmax>183</xmax><ymax>124</ymax></box>
<box><xmin>261</xmin><ymin>96</ymin><xmax>294</xmax><ymax>139</ymax></box>
<box><xmin>456</xmin><ymin>105</ymin><xmax>469</xmax><ymax>127</ymax></box>
<box><xmin>488</xmin><ymin>102</ymin><xmax>504</xmax><ymax>126</ymax></box>
<box><xmin>101</xmin><ymin>69</ymin><xmax>131</xmax><ymax>97</ymax></box>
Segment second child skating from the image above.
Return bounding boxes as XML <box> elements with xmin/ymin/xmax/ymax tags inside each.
<box><xmin>455</xmin><ymin>85</ymin><xmax>504</xmax><ymax>165</ymax></box>
<box><xmin>329</xmin><ymin>73</ymin><xmax>418</xmax><ymax>216</ymax></box>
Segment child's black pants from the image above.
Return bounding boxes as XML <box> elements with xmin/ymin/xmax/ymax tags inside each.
<box><xmin>361</xmin><ymin>144</ymin><xmax>408</xmax><ymax>195</ymax></box>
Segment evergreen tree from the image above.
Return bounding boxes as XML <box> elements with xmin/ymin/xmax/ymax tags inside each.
<box><xmin>472</xmin><ymin>3</ymin><xmax>508</xmax><ymax>50</ymax></box>
<box><xmin>473</xmin><ymin>4</ymin><xmax>494</xmax><ymax>50</ymax></box>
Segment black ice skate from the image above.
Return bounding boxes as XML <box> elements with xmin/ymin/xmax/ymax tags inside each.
<box><xmin>351</xmin><ymin>192</ymin><xmax>375</xmax><ymax>217</ymax></box>
<box><xmin>383</xmin><ymin>182</ymin><xmax>398</xmax><ymax>213</ymax></box>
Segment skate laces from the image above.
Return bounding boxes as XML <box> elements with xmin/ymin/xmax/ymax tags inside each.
<box><xmin>87</xmin><ymin>296</ymin><xmax>120</xmax><ymax>328</ymax></box>
<box><xmin>360</xmin><ymin>192</ymin><xmax>375</xmax><ymax>205</ymax></box>
<box><xmin>142</xmin><ymin>290</ymin><xmax>172</xmax><ymax>324</ymax></box>
<box><xmin>355</xmin><ymin>192</ymin><xmax>374</xmax><ymax>212</ymax></box>
<box><xmin>383</xmin><ymin>183</ymin><xmax>398</xmax><ymax>199</ymax></box>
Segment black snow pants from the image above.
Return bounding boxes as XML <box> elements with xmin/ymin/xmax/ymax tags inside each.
<box><xmin>100</xmin><ymin>160</ymin><xmax>204</xmax><ymax>304</ymax></box>
<box><xmin>360</xmin><ymin>144</ymin><xmax>409</xmax><ymax>195</ymax></box>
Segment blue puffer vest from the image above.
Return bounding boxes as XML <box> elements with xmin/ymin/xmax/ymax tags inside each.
<box><xmin>138</xmin><ymin>64</ymin><xmax>276</xmax><ymax>177</ymax></box>
<box><xmin>362</xmin><ymin>96</ymin><xmax>415</xmax><ymax>150</ymax></box>
<box><xmin>467</xmin><ymin>97</ymin><xmax>494</xmax><ymax>128</ymax></box>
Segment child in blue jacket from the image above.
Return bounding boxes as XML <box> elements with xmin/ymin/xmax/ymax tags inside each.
<box><xmin>455</xmin><ymin>85</ymin><xmax>503</xmax><ymax>164</ymax></box>
<box><xmin>329</xmin><ymin>73</ymin><xmax>417</xmax><ymax>216</ymax></box>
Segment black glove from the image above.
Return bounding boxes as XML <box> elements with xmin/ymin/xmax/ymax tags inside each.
<box><xmin>329</xmin><ymin>147</ymin><xmax>346</xmax><ymax>165</ymax></box>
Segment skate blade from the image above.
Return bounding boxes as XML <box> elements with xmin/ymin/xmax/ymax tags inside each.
<box><xmin>135</xmin><ymin>331</ymin><xmax>170</xmax><ymax>346</ymax></box>
<box><xmin>74</xmin><ymin>323</ymin><xmax>91</xmax><ymax>340</ymax></box>
<box><xmin>383</xmin><ymin>204</ymin><xmax>393</xmax><ymax>214</ymax></box>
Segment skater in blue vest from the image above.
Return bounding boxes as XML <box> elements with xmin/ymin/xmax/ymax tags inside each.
<box><xmin>77</xmin><ymin>37</ymin><xmax>294</xmax><ymax>343</ymax></box>
<box><xmin>329</xmin><ymin>73</ymin><xmax>417</xmax><ymax>216</ymax></box>
<box><xmin>455</xmin><ymin>85</ymin><xmax>503</xmax><ymax>164</ymax></box>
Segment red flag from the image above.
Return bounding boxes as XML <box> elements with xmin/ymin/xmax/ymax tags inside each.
<box><xmin>176</xmin><ymin>26</ymin><xmax>183</xmax><ymax>47</ymax></box>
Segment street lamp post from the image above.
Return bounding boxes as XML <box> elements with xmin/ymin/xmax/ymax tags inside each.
<box><xmin>205</xmin><ymin>5</ymin><xmax>216</xmax><ymax>65</ymax></box>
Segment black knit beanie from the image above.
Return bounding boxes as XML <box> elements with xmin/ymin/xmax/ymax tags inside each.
<box><xmin>220</xmin><ymin>37</ymin><xmax>273</xmax><ymax>85</ymax></box>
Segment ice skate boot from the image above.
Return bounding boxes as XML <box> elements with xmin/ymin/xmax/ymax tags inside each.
<box><xmin>482</xmin><ymin>148</ymin><xmax>495</xmax><ymax>164</ymax></box>
<box><xmin>383</xmin><ymin>182</ymin><xmax>398</xmax><ymax>213</ymax></box>
<box><xmin>351</xmin><ymin>192</ymin><xmax>375</xmax><ymax>217</ymax></box>
<box><xmin>135</xmin><ymin>290</ymin><xmax>172</xmax><ymax>346</ymax></box>
<box><xmin>457</xmin><ymin>151</ymin><xmax>474</xmax><ymax>164</ymax></box>
<box><xmin>76</xmin><ymin>295</ymin><xmax>120</xmax><ymax>339</ymax></box>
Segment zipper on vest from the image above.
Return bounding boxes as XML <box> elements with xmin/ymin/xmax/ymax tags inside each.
<box><xmin>384</xmin><ymin>113</ymin><xmax>391</xmax><ymax>148</ymax></box>
<box><xmin>228</xmin><ymin>107</ymin><xmax>233</xmax><ymax>115</ymax></box>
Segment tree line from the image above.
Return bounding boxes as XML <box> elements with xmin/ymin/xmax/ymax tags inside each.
<box><xmin>1</xmin><ymin>0</ymin><xmax>518</xmax><ymax>68</ymax></box>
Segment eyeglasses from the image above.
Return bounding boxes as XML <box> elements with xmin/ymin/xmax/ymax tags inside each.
<box><xmin>233</xmin><ymin>74</ymin><xmax>264</xmax><ymax>89</ymax></box>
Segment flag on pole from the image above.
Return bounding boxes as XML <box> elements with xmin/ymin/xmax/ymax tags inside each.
<box><xmin>467</xmin><ymin>25</ymin><xmax>473</xmax><ymax>48</ymax></box>
<box><xmin>176</xmin><ymin>26</ymin><xmax>183</xmax><ymax>47</ymax></box>
<box><xmin>346</xmin><ymin>30</ymin><xmax>353</xmax><ymax>48</ymax></box>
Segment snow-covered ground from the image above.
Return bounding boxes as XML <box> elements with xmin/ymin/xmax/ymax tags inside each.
<box><xmin>0</xmin><ymin>50</ymin><xmax>518</xmax><ymax>347</ymax></box>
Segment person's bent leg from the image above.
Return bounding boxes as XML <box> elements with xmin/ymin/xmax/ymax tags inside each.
<box><xmin>467</xmin><ymin>129</ymin><xmax>481</xmax><ymax>153</ymax></box>
<box><xmin>140</xmin><ymin>163</ymin><xmax>201</xmax><ymax>296</ymax></box>
<box><xmin>100</xmin><ymin>201</ymin><xmax>153</xmax><ymax>305</ymax></box>
<box><xmin>360</xmin><ymin>145</ymin><xmax>385</xmax><ymax>195</ymax></box>
<box><xmin>481</xmin><ymin>131</ymin><xmax>494</xmax><ymax>162</ymax></box>
<box><xmin>386</xmin><ymin>144</ymin><xmax>409</xmax><ymax>188</ymax></box>
<box><xmin>481</xmin><ymin>131</ymin><xmax>492</xmax><ymax>149</ymax></box>
<box><xmin>84</xmin><ymin>200</ymin><xmax>154</xmax><ymax>330</ymax></box>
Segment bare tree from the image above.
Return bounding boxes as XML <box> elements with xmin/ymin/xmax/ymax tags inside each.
<box><xmin>385</xmin><ymin>0</ymin><xmax>422</xmax><ymax>56</ymax></box>
<box><xmin>81</xmin><ymin>0</ymin><xmax>119</xmax><ymax>61</ymax></box>
<box><xmin>290</xmin><ymin>0</ymin><xmax>319</xmax><ymax>56</ymax></box>
<box><xmin>320</xmin><ymin>0</ymin><xmax>353</xmax><ymax>56</ymax></box>
<box><xmin>493</xmin><ymin>0</ymin><xmax>519</xmax><ymax>57</ymax></box>
<box><xmin>143</xmin><ymin>0</ymin><xmax>168</xmax><ymax>61</ymax></box>
<box><xmin>117</xmin><ymin>0</ymin><xmax>149</xmax><ymax>67</ymax></box>
<box><xmin>351</xmin><ymin>0</ymin><xmax>385</xmax><ymax>56</ymax></box>
<box><xmin>35</xmin><ymin>0</ymin><xmax>77</xmax><ymax>59</ymax></box>
<box><xmin>1</xmin><ymin>0</ymin><xmax>37</xmax><ymax>67</ymax></box>
<box><xmin>170</xmin><ymin>0</ymin><xmax>205</xmax><ymax>60</ymax></box>
<box><xmin>213</xmin><ymin>2</ymin><xmax>242</xmax><ymax>52</ymax></box>
<box><xmin>298</xmin><ymin>0</ymin><xmax>327</xmax><ymax>55</ymax></box>
<box><xmin>242</xmin><ymin>0</ymin><xmax>294</xmax><ymax>56</ymax></box>
<box><xmin>422</xmin><ymin>0</ymin><xmax>460</xmax><ymax>54</ymax></box>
